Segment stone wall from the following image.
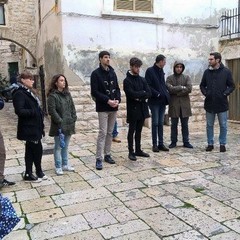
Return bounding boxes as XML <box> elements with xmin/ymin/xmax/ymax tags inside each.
<box><xmin>0</xmin><ymin>0</ymin><xmax>37</xmax><ymax>79</ymax></box>
<box><xmin>70</xmin><ymin>85</ymin><xmax>205</xmax><ymax>132</ymax></box>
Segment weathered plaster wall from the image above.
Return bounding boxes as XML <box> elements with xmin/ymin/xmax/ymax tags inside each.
<box><xmin>36</xmin><ymin>0</ymin><xmax>64</xmax><ymax>85</ymax></box>
<box><xmin>0</xmin><ymin>0</ymin><xmax>37</xmax><ymax>79</ymax></box>
<box><xmin>60</xmin><ymin>0</ymin><xmax>238</xmax><ymax>85</ymax></box>
<box><xmin>219</xmin><ymin>38</ymin><xmax>240</xmax><ymax>60</ymax></box>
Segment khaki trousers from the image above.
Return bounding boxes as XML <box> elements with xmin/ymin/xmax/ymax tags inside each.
<box><xmin>96</xmin><ymin>111</ymin><xmax>117</xmax><ymax>160</ymax></box>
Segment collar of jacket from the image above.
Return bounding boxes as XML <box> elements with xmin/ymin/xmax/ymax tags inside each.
<box><xmin>153</xmin><ymin>64</ymin><xmax>163</xmax><ymax>72</ymax></box>
<box><xmin>209</xmin><ymin>62</ymin><xmax>224</xmax><ymax>71</ymax></box>
<box><xmin>99</xmin><ymin>64</ymin><xmax>114</xmax><ymax>72</ymax></box>
<box><xmin>126</xmin><ymin>70</ymin><xmax>140</xmax><ymax>79</ymax></box>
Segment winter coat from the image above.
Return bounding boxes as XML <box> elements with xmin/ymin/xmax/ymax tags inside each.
<box><xmin>200</xmin><ymin>63</ymin><xmax>235</xmax><ymax>113</ymax></box>
<box><xmin>166</xmin><ymin>61</ymin><xmax>192</xmax><ymax>118</ymax></box>
<box><xmin>91</xmin><ymin>64</ymin><xmax>121</xmax><ymax>112</ymax></box>
<box><xmin>12</xmin><ymin>86</ymin><xmax>44</xmax><ymax>141</ymax></box>
<box><xmin>145</xmin><ymin>64</ymin><xmax>170</xmax><ymax>105</ymax></box>
<box><xmin>123</xmin><ymin>71</ymin><xmax>151</xmax><ymax>122</ymax></box>
<box><xmin>47</xmin><ymin>90</ymin><xmax>77</xmax><ymax>136</ymax></box>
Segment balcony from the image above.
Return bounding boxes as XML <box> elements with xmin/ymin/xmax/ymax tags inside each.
<box><xmin>221</xmin><ymin>7</ymin><xmax>240</xmax><ymax>38</ymax></box>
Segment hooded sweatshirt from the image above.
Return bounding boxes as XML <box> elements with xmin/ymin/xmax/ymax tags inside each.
<box><xmin>166</xmin><ymin>60</ymin><xmax>192</xmax><ymax>118</ymax></box>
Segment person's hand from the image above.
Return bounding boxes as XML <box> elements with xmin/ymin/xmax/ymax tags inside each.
<box><xmin>108</xmin><ymin>99</ymin><xmax>119</xmax><ymax>108</ymax></box>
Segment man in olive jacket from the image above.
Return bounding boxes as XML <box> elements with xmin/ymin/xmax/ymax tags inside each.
<box><xmin>166</xmin><ymin>60</ymin><xmax>193</xmax><ymax>149</ymax></box>
<box><xmin>200</xmin><ymin>52</ymin><xmax>235</xmax><ymax>152</ymax></box>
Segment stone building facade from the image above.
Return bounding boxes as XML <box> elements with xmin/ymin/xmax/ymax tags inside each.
<box><xmin>0</xmin><ymin>0</ymin><xmax>37</xmax><ymax>82</ymax></box>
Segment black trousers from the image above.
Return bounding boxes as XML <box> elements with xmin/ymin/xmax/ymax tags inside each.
<box><xmin>127</xmin><ymin>119</ymin><xmax>144</xmax><ymax>153</ymax></box>
<box><xmin>25</xmin><ymin>140</ymin><xmax>43</xmax><ymax>175</ymax></box>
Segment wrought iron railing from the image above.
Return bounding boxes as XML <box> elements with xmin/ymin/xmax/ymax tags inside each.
<box><xmin>221</xmin><ymin>8</ymin><xmax>240</xmax><ymax>37</ymax></box>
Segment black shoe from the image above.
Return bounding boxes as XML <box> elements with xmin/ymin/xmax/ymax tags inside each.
<box><xmin>152</xmin><ymin>145</ymin><xmax>159</xmax><ymax>152</ymax></box>
<box><xmin>128</xmin><ymin>153</ymin><xmax>137</xmax><ymax>161</ymax></box>
<box><xmin>96</xmin><ymin>159</ymin><xmax>103</xmax><ymax>170</ymax></box>
<box><xmin>135</xmin><ymin>150</ymin><xmax>150</xmax><ymax>157</ymax></box>
<box><xmin>169</xmin><ymin>142</ymin><xmax>177</xmax><ymax>148</ymax></box>
<box><xmin>104</xmin><ymin>155</ymin><xmax>115</xmax><ymax>164</ymax></box>
<box><xmin>220</xmin><ymin>145</ymin><xmax>226</xmax><ymax>152</ymax></box>
<box><xmin>183</xmin><ymin>142</ymin><xmax>193</xmax><ymax>148</ymax></box>
<box><xmin>206</xmin><ymin>145</ymin><xmax>214</xmax><ymax>151</ymax></box>
<box><xmin>24</xmin><ymin>173</ymin><xmax>42</xmax><ymax>182</ymax></box>
<box><xmin>158</xmin><ymin>145</ymin><xmax>169</xmax><ymax>151</ymax></box>
<box><xmin>0</xmin><ymin>179</ymin><xmax>16</xmax><ymax>188</ymax></box>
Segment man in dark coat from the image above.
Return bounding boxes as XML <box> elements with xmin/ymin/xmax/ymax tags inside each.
<box><xmin>91</xmin><ymin>51</ymin><xmax>121</xmax><ymax>170</ymax></box>
<box><xmin>166</xmin><ymin>60</ymin><xmax>193</xmax><ymax>149</ymax></box>
<box><xmin>145</xmin><ymin>54</ymin><xmax>170</xmax><ymax>152</ymax></box>
<box><xmin>123</xmin><ymin>57</ymin><xmax>151</xmax><ymax>161</ymax></box>
<box><xmin>200</xmin><ymin>52</ymin><xmax>235</xmax><ymax>152</ymax></box>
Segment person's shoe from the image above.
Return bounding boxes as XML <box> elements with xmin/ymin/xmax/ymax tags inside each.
<box><xmin>183</xmin><ymin>142</ymin><xmax>193</xmax><ymax>148</ymax></box>
<box><xmin>36</xmin><ymin>171</ymin><xmax>48</xmax><ymax>180</ymax></box>
<box><xmin>24</xmin><ymin>173</ymin><xmax>42</xmax><ymax>183</ymax></box>
<box><xmin>104</xmin><ymin>155</ymin><xmax>115</xmax><ymax>164</ymax></box>
<box><xmin>169</xmin><ymin>142</ymin><xmax>177</xmax><ymax>148</ymax></box>
<box><xmin>112</xmin><ymin>137</ymin><xmax>121</xmax><ymax>143</ymax></box>
<box><xmin>0</xmin><ymin>179</ymin><xmax>16</xmax><ymax>188</ymax></box>
<box><xmin>55</xmin><ymin>168</ymin><xmax>64</xmax><ymax>175</ymax></box>
<box><xmin>152</xmin><ymin>145</ymin><xmax>159</xmax><ymax>152</ymax></box>
<box><xmin>128</xmin><ymin>153</ymin><xmax>137</xmax><ymax>161</ymax></box>
<box><xmin>96</xmin><ymin>159</ymin><xmax>103</xmax><ymax>170</ymax></box>
<box><xmin>220</xmin><ymin>145</ymin><xmax>226</xmax><ymax>152</ymax></box>
<box><xmin>62</xmin><ymin>165</ymin><xmax>75</xmax><ymax>171</ymax></box>
<box><xmin>158</xmin><ymin>145</ymin><xmax>169</xmax><ymax>151</ymax></box>
<box><xmin>206</xmin><ymin>145</ymin><xmax>214</xmax><ymax>151</ymax></box>
<box><xmin>135</xmin><ymin>150</ymin><xmax>150</xmax><ymax>157</ymax></box>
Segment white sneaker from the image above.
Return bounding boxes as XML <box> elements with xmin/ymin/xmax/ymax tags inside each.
<box><xmin>40</xmin><ymin>175</ymin><xmax>48</xmax><ymax>180</ymax></box>
<box><xmin>55</xmin><ymin>168</ymin><xmax>63</xmax><ymax>175</ymax></box>
<box><xmin>62</xmin><ymin>165</ymin><xmax>75</xmax><ymax>171</ymax></box>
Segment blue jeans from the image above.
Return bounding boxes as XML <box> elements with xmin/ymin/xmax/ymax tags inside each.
<box><xmin>54</xmin><ymin>135</ymin><xmax>71</xmax><ymax>168</ymax></box>
<box><xmin>171</xmin><ymin>117</ymin><xmax>189</xmax><ymax>144</ymax></box>
<box><xmin>112</xmin><ymin>121</ymin><xmax>118</xmax><ymax>138</ymax></box>
<box><xmin>149</xmin><ymin>104</ymin><xmax>166</xmax><ymax>146</ymax></box>
<box><xmin>206</xmin><ymin>111</ymin><xmax>228</xmax><ymax>145</ymax></box>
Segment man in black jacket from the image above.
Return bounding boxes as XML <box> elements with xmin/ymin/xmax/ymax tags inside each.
<box><xmin>200</xmin><ymin>52</ymin><xmax>235</xmax><ymax>152</ymax></box>
<box><xmin>123</xmin><ymin>57</ymin><xmax>151</xmax><ymax>161</ymax></box>
<box><xmin>145</xmin><ymin>54</ymin><xmax>170</xmax><ymax>152</ymax></box>
<box><xmin>91</xmin><ymin>51</ymin><xmax>121</xmax><ymax>170</ymax></box>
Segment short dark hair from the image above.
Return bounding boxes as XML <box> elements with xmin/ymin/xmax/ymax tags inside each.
<box><xmin>130</xmin><ymin>57</ymin><xmax>142</xmax><ymax>67</ymax></box>
<box><xmin>99</xmin><ymin>51</ymin><xmax>110</xmax><ymax>59</ymax></box>
<box><xmin>210</xmin><ymin>52</ymin><xmax>222</xmax><ymax>62</ymax></box>
<box><xmin>155</xmin><ymin>54</ymin><xmax>166</xmax><ymax>63</ymax></box>
<box><xmin>19</xmin><ymin>71</ymin><xmax>33</xmax><ymax>80</ymax></box>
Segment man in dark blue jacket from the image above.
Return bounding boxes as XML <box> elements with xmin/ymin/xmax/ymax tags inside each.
<box><xmin>91</xmin><ymin>51</ymin><xmax>121</xmax><ymax>170</ymax></box>
<box><xmin>145</xmin><ymin>54</ymin><xmax>170</xmax><ymax>152</ymax></box>
<box><xmin>200</xmin><ymin>52</ymin><xmax>235</xmax><ymax>152</ymax></box>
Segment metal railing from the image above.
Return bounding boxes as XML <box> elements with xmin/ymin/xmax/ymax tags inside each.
<box><xmin>221</xmin><ymin>8</ymin><xmax>240</xmax><ymax>37</ymax></box>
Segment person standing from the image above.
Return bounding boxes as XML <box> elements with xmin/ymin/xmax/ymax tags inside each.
<box><xmin>112</xmin><ymin>120</ymin><xmax>121</xmax><ymax>143</ymax></box>
<box><xmin>166</xmin><ymin>60</ymin><xmax>193</xmax><ymax>148</ymax></box>
<box><xmin>145</xmin><ymin>54</ymin><xmax>170</xmax><ymax>152</ymax></box>
<box><xmin>123</xmin><ymin>57</ymin><xmax>151</xmax><ymax>161</ymax></box>
<box><xmin>0</xmin><ymin>98</ymin><xmax>15</xmax><ymax>188</ymax></box>
<box><xmin>12</xmin><ymin>71</ymin><xmax>46</xmax><ymax>182</ymax></box>
<box><xmin>91</xmin><ymin>51</ymin><xmax>121</xmax><ymax>170</ymax></box>
<box><xmin>200</xmin><ymin>52</ymin><xmax>235</xmax><ymax>152</ymax></box>
<box><xmin>47</xmin><ymin>74</ymin><xmax>77</xmax><ymax>175</ymax></box>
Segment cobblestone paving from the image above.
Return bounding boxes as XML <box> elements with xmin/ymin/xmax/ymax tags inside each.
<box><xmin>1</xmin><ymin>102</ymin><xmax>240</xmax><ymax>240</ymax></box>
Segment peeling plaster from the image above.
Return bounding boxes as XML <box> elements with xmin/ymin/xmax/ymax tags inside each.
<box><xmin>44</xmin><ymin>37</ymin><xmax>64</xmax><ymax>83</ymax></box>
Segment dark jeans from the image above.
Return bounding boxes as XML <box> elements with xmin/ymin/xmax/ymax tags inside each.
<box><xmin>127</xmin><ymin>119</ymin><xmax>144</xmax><ymax>153</ymax></box>
<box><xmin>149</xmin><ymin>104</ymin><xmax>166</xmax><ymax>146</ymax></box>
<box><xmin>25</xmin><ymin>140</ymin><xmax>43</xmax><ymax>175</ymax></box>
<box><xmin>171</xmin><ymin>116</ymin><xmax>189</xmax><ymax>144</ymax></box>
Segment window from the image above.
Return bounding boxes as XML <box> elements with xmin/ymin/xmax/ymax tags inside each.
<box><xmin>0</xmin><ymin>3</ymin><xmax>5</xmax><ymax>25</ymax></box>
<box><xmin>115</xmin><ymin>0</ymin><xmax>152</xmax><ymax>13</ymax></box>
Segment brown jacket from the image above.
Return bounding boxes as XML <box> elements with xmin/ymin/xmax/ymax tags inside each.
<box><xmin>166</xmin><ymin>61</ymin><xmax>192</xmax><ymax>118</ymax></box>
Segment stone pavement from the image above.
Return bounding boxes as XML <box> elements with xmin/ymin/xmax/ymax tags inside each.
<box><xmin>1</xmin><ymin>102</ymin><xmax>240</xmax><ymax>240</ymax></box>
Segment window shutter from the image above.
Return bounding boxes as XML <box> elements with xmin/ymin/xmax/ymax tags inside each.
<box><xmin>116</xmin><ymin>0</ymin><xmax>134</xmax><ymax>11</ymax></box>
<box><xmin>135</xmin><ymin>0</ymin><xmax>152</xmax><ymax>12</ymax></box>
